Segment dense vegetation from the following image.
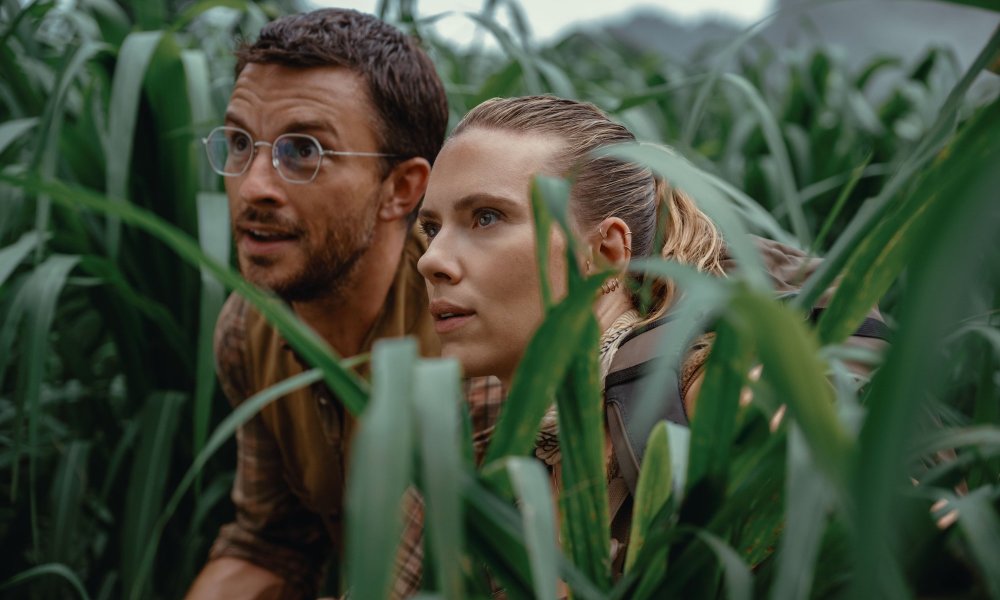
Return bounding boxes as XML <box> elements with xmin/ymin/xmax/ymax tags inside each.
<box><xmin>1</xmin><ymin>0</ymin><xmax>998</xmax><ymax>598</ymax></box>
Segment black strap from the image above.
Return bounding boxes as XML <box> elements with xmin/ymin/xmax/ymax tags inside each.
<box><xmin>808</xmin><ymin>308</ymin><xmax>892</xmax><ymax>341</ymax></box>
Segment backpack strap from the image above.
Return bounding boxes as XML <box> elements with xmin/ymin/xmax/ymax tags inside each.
<box><xmin>605</xmin><ymin>318</ymin><xmax>688</xmax><ymax>495</ymax></box>
<box><xmin>808</xmin><ymin>307</ymin><xmax>891</xmax><ymax>341</ymax></box>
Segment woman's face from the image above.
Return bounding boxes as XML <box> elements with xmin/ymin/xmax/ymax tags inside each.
<box><xmin>417</xmin><ymin>128</ymin><xmax>567</xmax><ymax>381</ymax></box>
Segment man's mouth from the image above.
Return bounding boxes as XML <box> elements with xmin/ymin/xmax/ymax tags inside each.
<box><xmin>244</xmin><ymin>228</ymin><xmax>297</xmax><ymax>242</ymax></box>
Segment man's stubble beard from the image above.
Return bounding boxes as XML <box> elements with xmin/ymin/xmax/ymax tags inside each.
<box><xmin>240</xmin><ymin>191</ymin><xmax>381</xmax><ymax>303</ymax></box>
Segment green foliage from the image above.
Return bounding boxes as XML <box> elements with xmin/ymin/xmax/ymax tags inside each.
<box><xmin>2</xmin><ymin>0</ymin><xmax>999</xmax><ymax>598</ymax></box>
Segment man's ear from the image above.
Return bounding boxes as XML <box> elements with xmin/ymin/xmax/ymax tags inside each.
<box><xmin>379</xmin><ymin>157</ymin><xmax>431</xmax><ymax>222</ymax></box>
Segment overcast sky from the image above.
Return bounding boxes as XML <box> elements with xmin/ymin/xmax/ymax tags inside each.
<box><xmin>312</xmin><ymin>1</ymin><xmax>774</xmax><ymax>44</ymax></box>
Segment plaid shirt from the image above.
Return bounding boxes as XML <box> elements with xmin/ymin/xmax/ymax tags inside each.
<box><xmin>209</xmin><ymin>238</ymin><xmax>502</xmax><ymax>598</ymax></box>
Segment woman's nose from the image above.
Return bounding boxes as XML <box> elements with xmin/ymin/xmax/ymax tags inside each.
<box><xmin>418</xmin><ymin>235</ymin><xmax>461</xmax><ymax>285</ymax></box>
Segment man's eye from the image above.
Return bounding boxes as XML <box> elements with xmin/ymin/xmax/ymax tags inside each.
<box><xmin>475</xmin><ymin>209</ymin><xmax>500</xmax><ymax>228</ymax></box>
<box><xmin>230</xmin><ymin>133</ymin><xmax>251</xmax><ymax>153</ymax></box>
<box><xmin>419</xmin><ymin>221</ymin><xmax>440</xmax><ymax>239</ymax></box>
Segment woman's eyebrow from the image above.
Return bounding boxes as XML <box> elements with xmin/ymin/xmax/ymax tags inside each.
<box><xmin>419</xmin><ymin>193</ymin><xmax>524</xmax><ymax>222</ymax></box>
<box><xmin>451</xmin><ymin>193</ymin><xmax>522</xmax><ymax>213</ymax></box>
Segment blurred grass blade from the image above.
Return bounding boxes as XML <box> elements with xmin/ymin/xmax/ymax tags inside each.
<box><xmin>463</xmin><ymin>12</ymin><xmax>542</xmax><ymax>93</ymax></box>
<box><xmin>192</xmin><ymin>192</ymin><xmax>228</xmax><ymax>469</ymax></box>
<box><xmin>796</xmin><ymin>26</ymin><xmax>1000</xmax><ymax>313</ymax></box>
<box><xmin>695</xmin><ymin>530</ymin><xmax>752</xmax><ymax>600</ymax></box>
<box><xmin>851</xmin><ymin>98</ymin><xmax>1000</xmax><ymax>599</ymax></box>
<box><xmin>0</xmin><ymin>231</ymin><xmax>45</xmax><ymax>286</ymax></box>
<box><xmin>720</xmin><ymin>73</ymin><xmax>808</xmax><ymax>246</ymax></box>
<box><xmin>950</xmin><ymin>488</ymin><xmax>1000</xmax><ymax>597</ymax></box>
<box><xmin>507</xmin><ymin>457</ymin><xmax>559</xmax><ymax>600</ymax></box>
<box><xmin>770</xmin><ymin>426</ymin><xmax>830</xmax><ymax>600</ymax></box>
<box><xmin>909</xmin><ymin>425</ymin><xmax>1000</xmax><ymax>459</ymax></box>
<box><xmin>625</xmin><ymin>421</ymin><xmax>672</xmax><ymax>574</ymax></box>
<box><xmin>49</xmin><ymin>440</ymin><xmax>90</xmax><ymax>566</ymax></box>
<box><xmin>0</xmin><ymin>173</ymin><xmax>369</xmax><ymax>413</ymax></box>
<box><xmin>413</xmin><ymin>359</ymin><xmax>464</xmax><ymax>600</ymax></box>
<box><xmin>556</xmin><ymin>318</ymin><xmax>611</xmax><ymax>590</ymax></box>
<box><xmin>9</xmin><ymin>253</ymin><xmax>78</xmax><ymax>545</ymax></box>
<box><xmin>0</xmin><ymin>116</ymin><xmax>37</xmax><ymax>154</ymax></box>
<box><xmin>734</xmin><ymin>288</ymin><xmax>851</xmax><ymax>489</ymax></box>
<box><xmin>685</xmin><ymin>317</ymin><xmax>753</xmax><ymax>494</ymax></box>
<box><xmin>130</xmin><ymin>369</ymin><xmax>325</xmax><ymax>599</ymax></box>
<box><xmin>121</xmin><ymin>392</ymin><xmax>183</xmax><ymax>599</ymax></box>
<box><xmin>603</xmin><ymin>143</ymin><xmax>769</xmax><ymax>291</ymax></box>
<box><xmin>810</xmin><ymin>153</ymin><xmax>871</xmax><ymax>254</ymax></box>
<box><xmin>483</xmin><ymin>263</ymin><xmax>602</xmax><ymax>463</ymax></box>
<box><xmin>0</xmin><ymin>563</ymin><xmax>91</xmax><ymax>600</ymax></box>
<box><xmin>105</xmin><ymin>30</ymin><xmax>165</xmax><ymax>256</ymax></box>
<box><xmin>529</xmin><ymin>177</ymin><xmax>557</xmax><ymax>310</ymax></box>
<box><xmin>346</xmin><ymin>338</ymin><xmax>417</xmax><ymax>600</ymax></box>
<box><xmin>816</xmin><ymin>98</ymin><xmax>998</xmax><ymax>344</ymax></box>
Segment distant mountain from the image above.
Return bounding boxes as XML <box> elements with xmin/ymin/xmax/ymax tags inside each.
<box><xmin>600</xmin><ymin>1</ymin><xmax>999</xmax><ymax>76</ymax></box>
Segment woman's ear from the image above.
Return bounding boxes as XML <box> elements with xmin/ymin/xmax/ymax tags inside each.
<box><xmin>379</xmin><ymin>157</ymin><xmax>432</xmax><ymax>222</ymax></box>
<box><xmin>594</xmin><ymin>217</ymin><xmax>631</xmax><ymax>270</ymax></box>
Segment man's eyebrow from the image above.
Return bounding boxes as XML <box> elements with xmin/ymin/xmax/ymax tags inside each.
<box><xmin>220</xmin><ymin>114</ymin><xmax>340</xmax><ymax>138</ymax></box>
<box><xmin>283</xmin><ymin>119</ymin><xmax>340</xmax><ymax>137</ymax></box>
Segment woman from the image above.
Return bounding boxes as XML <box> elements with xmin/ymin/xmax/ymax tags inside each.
<box><xmin>417</xmin><ymin>95</ymin><xmax>724</xmax><ymax>415</ymax></box>
<box><xmin>415</xmin><ymin>95</ymin><xmax>726</xmax><ymax>572</ymax></box>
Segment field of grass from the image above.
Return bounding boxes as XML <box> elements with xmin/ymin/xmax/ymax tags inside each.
<box><xmin>1</xmin><ymin>0</ymin><xmax>999</xmax><ymax>598</ymax></box>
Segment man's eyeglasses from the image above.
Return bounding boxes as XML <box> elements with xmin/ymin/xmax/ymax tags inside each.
<box><xmin>202</xmin><ymin>126</ymin><xmax>397</xmax><ymax>184</ymax></box>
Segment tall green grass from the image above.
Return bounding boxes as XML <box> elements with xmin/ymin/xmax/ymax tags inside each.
<box><xmin>1</xmin><ymin>0</ymin><xmax>998</xmax><ymax>597</ymax></box>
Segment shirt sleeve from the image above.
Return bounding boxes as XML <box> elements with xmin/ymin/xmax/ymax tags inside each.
<box><xmin>207</xmin><ymin>294</ymin><xmax>331</xmax><ymax>598</ymax></box>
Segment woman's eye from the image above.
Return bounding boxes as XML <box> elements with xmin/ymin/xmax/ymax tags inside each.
<box><xmin>419</xmin><ymin>221</ymin><xmax>440</xmax><ymax>239</ymax></box>
<box><xmin>474</xmin><ymin>209</ymin><xmax>500</xmax><ymax>228</ymax></box>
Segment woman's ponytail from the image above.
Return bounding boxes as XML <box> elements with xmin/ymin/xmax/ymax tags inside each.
<box><xmin>641</xmin><ymin>177</ymin><xmax>726</xmax><ymax>323</ymax></box>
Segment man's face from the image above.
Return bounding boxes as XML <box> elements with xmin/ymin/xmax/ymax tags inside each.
<box><xmin>223</xmin><ymin>63</ymin><xmax>387</xmax><ymax>301</ymax></box>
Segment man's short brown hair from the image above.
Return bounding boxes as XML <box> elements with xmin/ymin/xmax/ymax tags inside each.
<box><xmin>235</xmin><ymin>9</ymin><xmax>448</xmax><ymax>171</ymax></box>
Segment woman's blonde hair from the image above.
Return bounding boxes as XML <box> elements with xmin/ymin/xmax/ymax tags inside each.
<box><xmin>451</xmin><ymin>95</ymin><xmax>725</xmax><ymax>320</ymax></box>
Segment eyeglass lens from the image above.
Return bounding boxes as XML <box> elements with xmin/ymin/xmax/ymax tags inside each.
<box><xmin>204</xmin><ymin>128</ymin><xmax>323</xmax><ymax>182</ymax></box>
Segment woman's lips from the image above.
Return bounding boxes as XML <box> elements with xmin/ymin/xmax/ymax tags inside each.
<box><xmin>433</xmin><ymin>313</ymin><xmax>474</xmax><ymax>334</ymax></box>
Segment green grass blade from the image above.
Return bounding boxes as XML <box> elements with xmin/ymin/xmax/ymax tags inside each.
<box><xmin>695</xmin><ymin>530</ymin><xmax>752</xmax><ymax>600</ymax></box>
<box><xmin>120</xmin><ymin>391</ymin><xmax>183</xmax><ymax>599</ymax></box>
<box><xmin>192</xmin><ymin>192</ymin><xmax>228</xmax><ymax>469</ymax></box>
<box><xmin>9</xmin><ymin>254</ymin><xmax>78</xmax><ymax>548</ymax></box>
<box><xmin>105</xmin><ymin>30</ymin><xmax>165</xmax><ymax>256</ymax></box>
<box><xmin>506</xmin><ymin>457</ymin><xmax>560</xmax><ymax>600</ymax></box>
<box><xmin>1</xmin><ymin>174</ymin><xmax>369</xmax><ymax>413</ymax></box>
<box><xmin>810</xmin><ymin>153</ymin><xmax>871</xmax><ymax>255</ymax></box>
<box><xmin>413</xmin><ymin>359</ymin><xmax>465</xmax><ymax>600</ymax></box>
<box><xmin>49</xmin><ymin>440</ymin><xmax>90</xmax><ymax>567</ymax></box>
<box><xmin>0</xmin><ymin>230</ymin><xmax>45</xmax><ymax>286</ymax></box>
<box><xmin>769</xmin><ymin>426</ymin><xmax>831</xmax><ymax>600</ymax></box>
<box><xmin>482</xmin><ymin>283</ymin><xmax>600</xmax><ymax>463</ymax></box>
<box><xmin>795</xmin><ymin>26</ymin><xmax>1000</xmax><ymax>313</ymax></box>
<box><xmin>128</xmin><ymin>368</ymin><xmax>324</xmax><ymax>600</ymax></box>
<box><xmin>816</xmin><ymin>100</ymin><xmax>998</xmax><ymax>345</ymax></box>
<box><xmin>734</xmin><ymin>288</ymin><xmax>851</xmax><ymax>488</ymax></box>
<box><xmin>346</xmin><ymin>338</ymin><xmax>417</xmax><ymax>600</ymax></box>
<box><xmin>720</xmin><ymin>73</ymin><xmax>809</xmax><ymax>246</ymax></box>
<box><xmin>851</xmin><ymin>97</ymin><xmax>1000</xmax><ymax>600</ymax></box>
<box><xmin>602</xmin><ymin>143</ymin><xmax>770</xmax><ymax>291</ymax></box>
<box><xmin>949</xmin><ymin>488</ymin><xmax>1000</xmax><ymax>597</ymax></box>
<box><xmin>0</xmin><ymin>563</ymin><xmax>91</xmax><ymax>600</ymax></box>
<box><xmin>625</xmin><ymin>421</ymin><xmax>672</xmax><ymax>574</ymax></box>
<box><xmin>685</xmin><ymin>317</ymin><xmax>753</xmax><ymax>494</ymax></box>
<box><xmin>0</xmin><ymin>116</ymin><xmax>37</xmax><ymax>154</ymax></box>
<box><xmin>556</xmin><ymin>317</ymin><xmax>611</xmax><ymax>590</ymax></box>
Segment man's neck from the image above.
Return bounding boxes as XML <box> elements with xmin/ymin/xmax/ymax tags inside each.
<box><xmin>292</xmin><ymin>224</ymin><xmax>407</xmax><ymax>358</ymax></box>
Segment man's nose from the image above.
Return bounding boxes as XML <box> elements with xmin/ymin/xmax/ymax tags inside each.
<box><xmin>235</xmin><ymin>146</ymin><xmax>286</xmax><ymax>208</ymax></box>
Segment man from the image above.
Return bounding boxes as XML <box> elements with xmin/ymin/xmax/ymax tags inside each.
<box><xmin>186</xmin><ymin>9</ymin><xmax>451</xmax><ymax>598</ymax></box>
